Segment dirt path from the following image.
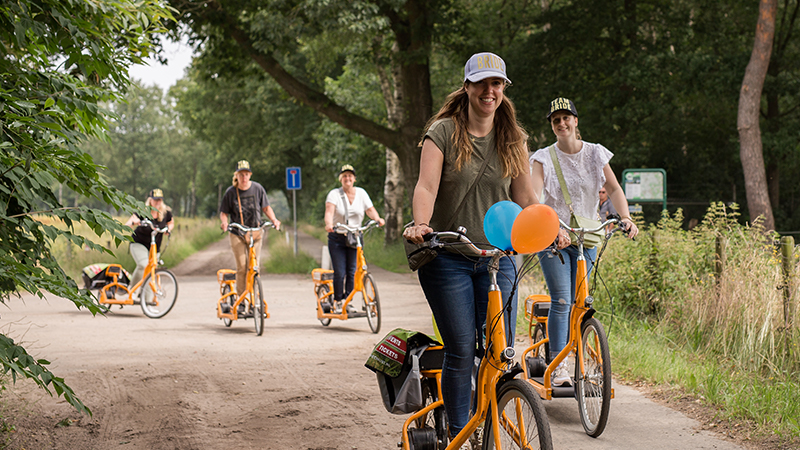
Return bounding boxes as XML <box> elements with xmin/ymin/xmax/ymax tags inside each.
<box><xmin>1</xmin><ymin>231</ymin><xmax>748</xmax><ymax>449</ymax></box>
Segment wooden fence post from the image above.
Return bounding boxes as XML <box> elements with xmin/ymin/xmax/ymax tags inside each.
<box><xmin>780</xmin><ymin>236</ymin><xmax>795</xmax><ymax>328</ymax></box>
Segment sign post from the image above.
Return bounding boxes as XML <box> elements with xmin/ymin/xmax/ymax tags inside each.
<box><xmin>622</xmin><ymin>168</ymin><xmax>667</xmax><ymax>213</ymax></box>
<box><xmin>286</xmin><ymin>167</ymin><xmax>302</xmax><ymax>256</ymax></box>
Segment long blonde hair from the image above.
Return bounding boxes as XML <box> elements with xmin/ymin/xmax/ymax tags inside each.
<box><xmin>420</xmin><ymin>84</ymin><xmax>529</xmax><ymax>178</ymax></box>
<box><xmin>146</xmin><ymin>197</ymin><xmax>170</xmax><ymax>221</ymax></box>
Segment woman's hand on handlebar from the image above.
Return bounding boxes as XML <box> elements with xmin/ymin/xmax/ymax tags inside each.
<box><xmin>403</xmin><ymin>223</ymin><xmax>433</xmax><ymax>244</ymax></box>
<box><xmin>619</xmin><ymin>217</ymin><xmax>639</xmax><ymax>239</ymax></box>
<box><xmin>555</xmin><ymin>227</ymin><xmax>571</xmax><ymax>250</ymax></box>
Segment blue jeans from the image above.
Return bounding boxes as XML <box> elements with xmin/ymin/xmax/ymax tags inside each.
<box><xmin>417</xmin><ymin>251</ymin><xmax>518</xmax><ymax>437</ymax></box>
<box><xmin>328</xmin><ymin>232</ymin><xmax>356</xmax><ymax>301</ymax></box>
<box><xmin>537</xmin><ymin>245</ymin><xmax>597</xmax><ymax>360</ymax></box>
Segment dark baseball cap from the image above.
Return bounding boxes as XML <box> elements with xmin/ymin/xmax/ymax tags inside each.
<box><xmin>149</xmin><ymin>188</ymin><xmax>164</xmax><ymax>200</ymax></box>
<box><xmin>235</xmin><ymin>160</ymin><xmax>252</xmax><ymax>173</ymax></box>
<box><xmin>340</xmin><ymin>164</ymin><xmax>356</xmax><ymax>175</ymax></box>
<box><xmin>547</xmin><ymin>97</ymin><xmax>578</xmax><ymax>120</ymax></box>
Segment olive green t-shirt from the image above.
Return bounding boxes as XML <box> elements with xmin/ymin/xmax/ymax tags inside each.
<box><xmin>425</xmin><ymin>118</ymin><xmax>513</xmax><ymax>246</ymax></box>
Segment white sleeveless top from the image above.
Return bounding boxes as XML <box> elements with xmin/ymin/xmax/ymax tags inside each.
<box><xmin>530</xmin><ymin>142</ymin><xmax>613</xmax><ymax>221</ymax></box>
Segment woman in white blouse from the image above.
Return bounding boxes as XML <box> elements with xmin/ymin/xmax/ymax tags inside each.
<box><xmin>323</xmin><ymin>164</ymin><xmax>385</xmax><ymax>312</ymax></box>
<box><xmin>530</xmin><ymin>97</ymin><xmax>638</xmax><ymax>387</ymax></box>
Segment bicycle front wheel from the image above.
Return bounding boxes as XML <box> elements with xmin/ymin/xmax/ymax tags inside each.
<box><xmin>576</xmin><ymin>317</ymin><xmax>612</xmax><ymax>438</ymax></box>
<box><xmin>252</xmin><ymin>275</ymin><xmax>265</xmax><ymax>336</ymax></box>
<box><xmin>362</xmin><ymin>273</ymin><xmax>381</xmax><ymax>334</ymax></box>
<box><xmin>482</xmin><ymin>379</ymin><xmax>552</xmax><ymax>450</ymax></box>
<box><xmin>140</xmin><ymin>269</ymin><xmax>178</xmax><ymax>319</ymax></box>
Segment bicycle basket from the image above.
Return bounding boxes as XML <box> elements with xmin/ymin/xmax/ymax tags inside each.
<box><xmin>82</xmin><ymin>264</ymin><xmax>130</xmax><ymax>290</ymax></box>
<box><xmin>365</xmin><ymin>328</ymin><xmax>439</xmax><ymax>414</ymax></box>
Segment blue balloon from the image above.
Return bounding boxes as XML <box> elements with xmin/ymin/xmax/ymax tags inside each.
<box><xmin>483</xmin><ymin>201</ymin><xmax>523</xmax><ymax>250</ymax></box>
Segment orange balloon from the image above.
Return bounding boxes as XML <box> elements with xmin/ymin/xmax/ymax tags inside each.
<box><xmin>511</xmin><ymin>204</ymin><xmax>560</xmax><ymax>254</ymax></box>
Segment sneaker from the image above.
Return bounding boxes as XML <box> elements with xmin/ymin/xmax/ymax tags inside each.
<box><xmin>552</xmin><ymin>361</ymin><xmax>571</xmax><ymax>386</ymax></box>
<box><xmin>333</xmin><ymin>301</ymin><xmax>343</xmax><ymax>313</ymax></box>
<box><xmin>345</xmin><ymin>304</ymin><xmax>358</xmax><ymax>315</ymax></box>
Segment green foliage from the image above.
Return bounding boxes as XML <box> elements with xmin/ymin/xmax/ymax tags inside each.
<box><xmin>0</xmin><ymin>0</ymin><xmax>174</xmax><ymax>414</ymax></box>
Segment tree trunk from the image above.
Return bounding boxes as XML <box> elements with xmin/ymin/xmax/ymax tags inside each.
<box><xmin>383</xmin><ymin>149</ymin><xmax>405</xmax><ymax>242</ymax></box>
<box><xmin>737</xmin><ymin>0</ymin><xmax>777</xmax><ymax>231</ymax></box>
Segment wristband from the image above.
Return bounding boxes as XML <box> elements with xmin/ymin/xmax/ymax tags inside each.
<box><xmin>416</xmin><ymin>223</ymin><xmax>429</xmax><ymax>227</ymax></box>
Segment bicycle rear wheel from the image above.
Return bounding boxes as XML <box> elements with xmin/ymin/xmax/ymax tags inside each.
<box><xmin>482</xmin><ymin>379</ymin><xmax>552</xmax><ymax>450</ymax></box>
<box><xmin>316</xmin><ymin>284</ymin><xmax>331</xmax><ymax>326</ymax></box>
<box><xmin>410</xmin><ymin>377</ymin><xmax>447</xmax><ymax>449</ymax></box>
<box><xmin>221</xmin><ymin>285</ymin><xmax>234</xmax><ymax>327</ymax></box>
<box><xmin>253</xmin><ymin>275</ymin><xmax>265</xmax><ymax>336</ymax></box>
<box><xmin>140</xmin><ymin>269</ymin><xmax>178</xmax><ymax>318</ymax></box>
<box><xmin>362</xmin><ymin>273</ymin><xmax>381</xmax><ymax>333</ymax></box>
<box><xmin>576</xmin><ymin>317</ymin><xmax>612</xmax><ymax>437</ymax></box>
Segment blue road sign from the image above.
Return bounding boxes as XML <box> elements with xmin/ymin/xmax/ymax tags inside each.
<box><xmin>286</xmin><ymin>167</ymin><xmax>301</xmax><ymax>190</ymax></box>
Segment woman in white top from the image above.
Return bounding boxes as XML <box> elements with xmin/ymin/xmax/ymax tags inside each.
<box><xmin>323</xmin><ymin>164</ymin><xmax>385</xmax><ymax>312</ymax></box>
<box><xmin>530</xmin><ymin>97</ymin><xmax>638</xmax><ymax>386</ymax></box>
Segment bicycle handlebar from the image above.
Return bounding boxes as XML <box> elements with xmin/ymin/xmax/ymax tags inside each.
<box><xmin>139</xmin><ymin>218</ymin><xmax>170</xmax><ymax>235</ymax></box>
<box><xmin>227</xmin><ymin>221</ymin><xmax>276</xmax><ymax>234</ymax></box>
<box><xmin>334</xmin><ymin>220</ymin><xmax>379</xmax><ymax>234</ymax></box>
<box><xmin>557</xmin><ymin>217</ymin><xmax>623</xmax><ymax>235</ymax></box>
<box><xmin>427</xmin><ymin>230</ymin><xmax>508</xmax><ymax>258</ymax></box>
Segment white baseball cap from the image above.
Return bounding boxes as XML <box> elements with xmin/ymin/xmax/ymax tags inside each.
<box><xmin>464</xmin><ymin>52</ymin><xmax>511</xmax><ymax>85</ymax></box>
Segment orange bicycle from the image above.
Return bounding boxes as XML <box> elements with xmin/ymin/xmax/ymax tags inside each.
<box><xmin>520</xmin><ymin>216</ymin><xmax>628</xmax><ymax>438</ymax></box>
<box><xmin>312</xmin><ymin>220</ymin><xmax>381</xmax><ymax>333</ymax></box>
<box><xmin>400</xmin><ymin>229</ymin><xmax>552</xmax><ymax>450</ymax></box>
<box><xmin>90</xmin><ymin>218</ymin><xmax>178</xmax><ymax>318</ymax></box>
<box><xmin>216</xmin><ymin>221</ymin><xmax>275</xmax><ymax>336</ymax></box>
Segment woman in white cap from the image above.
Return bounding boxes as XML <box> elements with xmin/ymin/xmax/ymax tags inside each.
<box><xmin>125</xmin><ymin>189</ymin><xmax>174</xmax><ymax>290</ymax></box>
<box><xmin>323</xmin><ymin>164</ymin><xmax>384</xmax><ymax>313</ymax></box>
<box><xmin>219</xmin><ymin>160</ymin><xmax>282</xmax><ymax>300</ymax></box>
<box><xmin>530</xmin><ymin>98</ymin><xmax>638</xmax><ymax>386</ymax></box>
<box><xmin>403</xmin><ymin>52</ymin><xmax>538</xmax><ymax>444</ymax></box>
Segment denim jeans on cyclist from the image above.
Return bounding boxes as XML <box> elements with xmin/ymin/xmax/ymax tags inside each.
<box><xmin>417</xmin><ymin>251</ymin><xmax>518</xmax><ymax>437</ymax></box>
<box><xmin>328</xmin><ymin>232</ymin><xmax>357</xmax><ymax>301</ymax></box>
<box><xmin>537</xmin><ymin>245</ymin><xmax>597</xmax><ymax>360</ymax></box>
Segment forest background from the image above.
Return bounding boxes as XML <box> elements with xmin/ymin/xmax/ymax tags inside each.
<box><xmin>76</xmin><ymin>0</ymin><xmax>800</xmax><ymax>238</ymax></box>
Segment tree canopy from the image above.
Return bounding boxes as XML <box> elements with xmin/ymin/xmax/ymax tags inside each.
<box><xmin>163</xmin><ymin>0</ymin><xmax>800</xmax><ymax>230</ymax></box>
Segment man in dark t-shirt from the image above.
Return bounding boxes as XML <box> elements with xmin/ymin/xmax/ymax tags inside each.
<box><xmin>219</xmin><ymin>160</ymin><xmax>282</xmax><ymax>298</ymax></box>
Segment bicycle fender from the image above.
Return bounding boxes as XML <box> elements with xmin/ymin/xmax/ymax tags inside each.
<box><xmin>581</xmin><ymin>308</ymin><xmax>596</xmax><ymax>323</ymax></box>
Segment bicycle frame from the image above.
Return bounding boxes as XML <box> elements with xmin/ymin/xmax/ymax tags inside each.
<box><xmin>400</xmin><ymin>231</ymin><xmax>531</xmax><ymax>450</ymax></box>
<box><xmin>521</xmin><ymin>218</ymin><xmax>620</xmax><ymax>400</ymax></box>
<box><xmin>216</xmin><ymin>222</ymin><xmax>273</xmax><ymax>321</ymax></box>
<box><xmin>99</xmin><ymin>219</ymin><xmax>167</xmax><ymax>305</ymax></box>
<box><xmin>314</xmin><ymin>221</ymin><xmax>376</xmax><ymax>321</ymax></box>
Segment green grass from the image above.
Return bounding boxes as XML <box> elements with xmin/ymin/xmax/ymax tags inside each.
<box><xmin>262</xmin><ymin>227</ymin><xmax>318</xmax><ymax>274</ymax></box>
<box><xmin>361</xmin><ymin>228</ymin><xmax>411</xmax><ymax>273</ymax></box>
<box><xmin>607</xmin><ymin>311</ymin><xmax>800</xmax><ymax>442</ymax></box>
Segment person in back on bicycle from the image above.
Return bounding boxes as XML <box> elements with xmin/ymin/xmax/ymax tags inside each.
<box><xmin>323</xmin><ymin>164</ymin><xmax>385</xmax><ymax>314</ymax></box>
<box><xmin>219</xmin><ymin>160</ymin><xmax>282</xmax><ymax>302</ymax></box>
<box><xmin>530</xmin><ymin>97</ymin><xmax>639</xmax><ymax>386</ymax></box>
<box><xmin>124</xmin><ymin>188</ymin><xmax>174</xmax><ymax>296</ymax></box>
<box><xmin>403</xmin><ymin>52</ymin><xmax>538</xmax><ymax>446</ymax></box>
